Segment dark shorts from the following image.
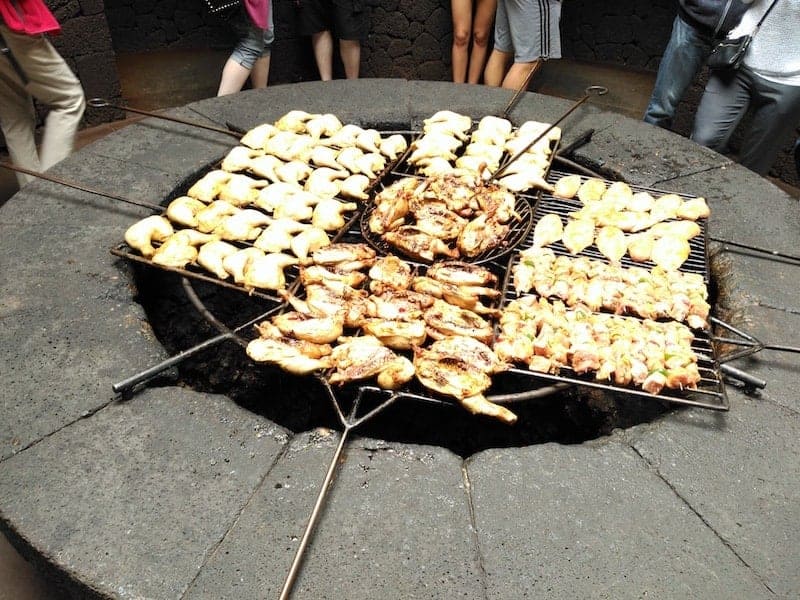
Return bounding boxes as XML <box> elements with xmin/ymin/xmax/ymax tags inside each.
<box><xmin>297</xmin><ymin>0</ymin><xmax>368</xmax><ymax>41</ymax></box>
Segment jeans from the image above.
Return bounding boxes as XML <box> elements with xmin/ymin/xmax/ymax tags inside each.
<box><xmin>643</xmin><ymin>15</ymin><xmax>713</xmax><ymax>129</ymax></box>
<box><xmin>691</xmin><ymin>68</ymin><xmax>800</xmax><ymax>175</ymax></box>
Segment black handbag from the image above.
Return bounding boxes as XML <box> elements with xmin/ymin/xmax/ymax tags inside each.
<box><xmin>707</xmin><ymin>0</ymin><xmax>779</xmax><ymax>70</ymax></box>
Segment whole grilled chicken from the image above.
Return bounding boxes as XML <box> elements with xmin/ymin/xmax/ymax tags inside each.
<box><xmin>383</xmin><ymin>226</ymin><xmax>459</xmax><ymax>262</ymax></box>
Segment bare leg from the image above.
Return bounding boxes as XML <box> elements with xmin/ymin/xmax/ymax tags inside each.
<box><xmin>340</xmin><ymin>39</ymin><xmax>361</xmax><ymax>79</ymax></box>
<box><xmin>483</xmin><ymin>48</ymin><xmax>511</xmax><ymax>87</ymax></box>
<box><xmin>250</xmin><ymin>54</ymin><xmax>271</xmax><ymax>88</ymax></box>
<box><xmin>217</xmin><ymin>58</ymin><xmax>251</xmax><ymax>96</ymax></box>
<box><xmin>501</xmin><ymin>59</ymin><xmax>541</xmax><ymax>91</ymax></box>
<box><xmin>451</xmin><ymin>0</ymin><xmax>472</xmax><ymax>83</ymax></box>
<box><xmin>467</xmin><ymin>0</ymin><xmax>496</xmax><ymax>84</ymax></box>
<box><xmin>312</xmin><ymin>30</ymin><xmax>334</xmax><ymax>81</ymax></box>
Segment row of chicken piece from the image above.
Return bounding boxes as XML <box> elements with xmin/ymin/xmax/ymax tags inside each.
<box><xmin>368</xmin><ymin>173</ymin><xmax>520</xmax><ymax>261</ymax></box>
<box><xmin>244</xmin><ymin>245</ymin><xmax>518</xmax><ymax>423</ymax></box>
<box><xmin>495</xmin><ymin>295</ymin><xmax>702</xmax><ymax>395</ymax></box>
<box><xmin>531</xmin><ymin>210</ymin><xmax>699</xmax><ymax>270</ymax></box>
<box><xmin>512</xmin><ymin>246</ymin><xmax>710</xmax><ymax>329</ymax></box>
<box><xmin>406</xmin><ymin>110</ymin><xmax>559</xmax><ymax>193</ymax></box>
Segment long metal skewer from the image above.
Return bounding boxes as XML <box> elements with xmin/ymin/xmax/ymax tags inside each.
<box><xmin>0</xmin><ymin>162</ymin><xmax>163</xmax><ymax>211</ymax></box>
<box><xmin>489</xmin><ymin>85</ymin><xmax>608</xmax><ymax>183</ymax></box>
<box><xmin>88</xmin><ymin>97</ymin><xmax>241</xmax><ymax>139</ymax></box>
<box><xmin>711</xmin><ymin>236</ymin><xmax>800</xmax><ymax>265</ymax></box>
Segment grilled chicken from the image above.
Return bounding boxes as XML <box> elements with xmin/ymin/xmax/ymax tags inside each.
<box><xmin>412</xmin><ymin>203</ymin><xmax>467</xmax><ymax>240</ymax></box>
<box><xmin>272</xmin><ymin>311</ymin><xmax>344</xmax><ymax>344</ymax></box>
<box><xmin>650</xmin><ymin>235</ymin><xmax>691</xmax><ymax>271</ymax></box>
<box><xmin>355</xmin><ymin>128</ymin><xmax>383</xmax><ymax>154</ymax></box>
<box><xmin>310</xmin><ymin>145</ymin><xmax>343</xmax><ymax>170</ymax></box>
<box><xmin>532</xmin><ymin>213</ymin><xmax>564</xmax><ymax>248</ymax></box>
<box><xmin>366</xmin><ymin>289</ymin><xmax>435</xmax><ymax>321</ymax></box>
<box><xmin>218</xmin><ymin>173</ymin><xmax>268</xmax><ymax>206</ymax></box>
<box><xmin>222</xmin><ymin>247</ymin><xmax>265</xmax><ymax>284</ymax></box>
<box><xmin>275</xmin><ymin>110</ymin><xmax>319</xmax><ymax>132</ymax></box>
<box><xmin>214</xmin><ymin>208</ymin><xmax>272</xmax><ymax>241</ymax></box>
<box><xmin>196</xmin><ymin>200</ymin><xmax>240</xmax><ymax>233</ymax></box>
<box><xmin>428</xmin><ymin>335</ymin><xmax>508</xmax><ymax>375</ymax></box>
<box><xmin>150</xmin><ymin>231</ymin><xmax>199</xmax><ymax>268</ymax></box>
<box><xmin>457</xmin><ymin>213</ymin><xmax>509</xmax><ymax>258</ymax></box>
<box><xmin>576</xmin><ymin>178</ymin><xmax>607</xmax><ymax>203</ymax></box>
<box><xmin>368</xmin><ymin>255</ymin><xmax>414</xmax><ymax>292</ymax></box>
<box><xmin>254</xmin><ymin>218</ymin><xmax>311</xmax><ymax>253</ymax></box>
<box><xmin>626</xmin><ymin>232</ymin><xmax>655</xmax><ymax>263</ymax></box>
<box><xmin>125</xmin><ymin>215</ymin><xmax>174</xmax><ymax>258</ymax></box>
<box><xmin>426</xmin><ymin>261</ymin><xmax>498</xmax><ymax>287</ymax></box>
<box><xmin>379</xmin><ymin>134</ymin><xmax>408</xmax><ymax>160</ymax></box>
<box><xmin>197</xmin><ymin>239</ymin><xmax>238</xmax><ymax>279</ymax></box>
<box><xmin>323</xmin><ymin>123</ymin><xmax>365</xmax><ymax>148</ymax></box>
<box><xmin>595</xmin><ymin>225</ymin><xmax>628</xmax><ymax>263</ymax></box>
<box><xmin>328</xmin><ymin>335</ymin><xmax>414</xmax><ymax>389</ymax></box>
<box><xmin>561</xmin><ymin>218</ymin><xmax>595</xmax><ymax>255</ymax></box>
<box><xmin>290</xmin><ymin>227</ymin><xmax>331</xmax><ymax>262</ymax></box>
<box><xmin>221</xmin><ymin>146</ymin><xmax>261</xmax><ymax>173</ymax></box>
<box><xmin>312</xmin><ymin>198</ymin><xmax>358</xmax><ymax>231</ymax></box>
<box><xmin>305</xmin><ymin>167</ymin><xmax>347</xmax><ymax>198</ymax></box>
<box><xmin>384</xmin><ymin>226</ymin><xmax>459</xmax><ymax>262</ymax></box>
<box><xmin>276</xmin><ymin>160</ymin><xmax>313</xmax><ymax>185</ymax></box>
<box><xmin>300</xmin><ymin>264</ymin><xmax>367</xmax><ymax>290</ymax></box>
<box><xmin>312</xmin><ymin>243</ymin><xmax>376</xmax><ymax>271</ymax></box>
<box><xmin>650</xmin><ymin>193</ymin><xmax>683</xmax><ymax>222</ymax></box>
<box><xmin>166</xmin><ymin>196</ymin><xmax>207</xmax><ymax>228</ymax></box>
<box><xmin>339</xmin><ymin>174</ymin><xmax>371</xmax><ymax>200</ymax></box>
<box><xmin>424</xmin><ymin>299</ymin><xmax>493</xmax><ymax>343</ymax></box>
<box><xmin>360</xmin><ymin>318</ymin><xmax>427</xmax><ymax>350</ymax></box>
<box><xmin>412</xmin><ymin>276</ymin><xmax>499</xmax><ymax>316</ymax></box>
<box><xmin>553</xmin><ymin>174</ymin><xmax>582</xmax><ymax>199</ymax></box>
<box><xmin>677</xmin><ymin>197</ymin><xmax>710</xmax><ymax>220</ymax></box>
<box><xmin>242</xmin><ymin>252</ymin><xmax>299</xmax><ymax>290</ymax></box>
<box><xmin>602</xmin><ymin>181</ymin><xmax>634</xmax><ymax>207</ymax></box>
<box><xmin>187</xmin><ymin>170</ymin><xmax>231</xmax><ymax>202</ymax></box>
<box><xmin>240</xmin><ymin>123</ymin><xmax>278</xmax><ymax>150</ymax></box>
<box><xmin>246</xmin><ymin>337</ymin><xmax>332</xmax><ymax>374</ymax></box>
<box><xmin>305</xmin><ymin>113</ymin><xmax>343</xmax><ymax>138</ymax></box>
<box><xmin>647</xmin><ymin>220</ymin><xmax>701</xmax><ymax>240</ymax></box>
<box><xmin>473</xmin><ymin>115</ymin><xmax>512</xmax><ymax>145</ymax></box>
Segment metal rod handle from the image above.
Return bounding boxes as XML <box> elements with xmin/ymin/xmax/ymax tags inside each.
<box><xmin>279</xmin><ymin>428</ymin><xmax>350</xmax><ymax>600</ymax></box>
<box><xmin>0</xmin><ymin>162</ymin><xmax>163</xmax><ymax>211</ymax></box>
<box><xmin>88</xmin><ymin>98</ymin><xmax>241</xmax><ymax>139</ymax></box>
<box><xmin>720</xmin><ymin>363</ymin><xmax>767</xmax><ymax>390</ymax></box>
<box><xmin>111</xmin><ymin>331</ymin><xmax>235</xmax><ymax>394</ymax></box>
<box><xmin>711</xmin><ymin>236</ymin><xmax>800</xmax><ymax>264</ymax></box>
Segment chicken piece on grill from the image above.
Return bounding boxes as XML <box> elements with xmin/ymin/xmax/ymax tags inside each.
<box><xmin>413</xmin><ymin>346</ymin><xmax>516</xmax><ymax>424</ymax></box>
<box><xmin>532</xmin><ymin>213</ymin><xmax>564</xmax><ymax>248</ymax></box>
<box><xmin>429</xmin><ymin>335</ymin><xmax>508</xmax><ymax>375</ymax></box>
<box><xmin>426</xmin><ymin>260</ymin><xmax>498</xmax><ymax>287</ymax></box>
<box><xmin>457</xmin><ymin>213</ymin><xmax>509</xmax><ymax>258</ymax></box>
<box><xmin>626</xmin><ymin>232</ymin><xmax>655</xmax><ymax>263</ymax></box>
<box><xmin>310</xmin><ymin>145</ymin><xmax>342</xmax><ymax>171</ymax></box>
<box><xmin>219</xmin><ymin>173</ymin><xmax>269</xmax><ymax>206</ymax></box>
<box><xmin>576</xmin><ymin>178</ymin><xmax>607</xmax><ymax>203</ymax></box>
<box><xmin>369</xmin><ymin>195</ymin><xmax>409</xmax><ymax>235</ymax></box>
<box><xmin>379</xmin><ymin>134</ymin><xmax>408</xmax><ymax>160</ymax></box>
<box><xmin>312</xmin><ymin>198</ymin><xmax>358</xmax><ymax>231</ymax></box>
<box><xmin>355</xmin><ymin>128</ymin><xmax>383</xmax><ymax>154</ymax></box>
<box><xmin>243</xmin><ymin>252</ymin><xmax>299</xmax><ymax>290</ymax></box>
<box><xmin>151</xmin><ymin>230</ymin><xmax>208</xmax><ymax>268</ymax></box>
<box><xmin>187</xmin><ymin>170</ymin><xmax>231</xmax><ymax>202</ymax></box>
<box><xmin>336</xmin><ymin>146</ymin><xmax>367</xmax><ymax>174</ymax></box>
<box><xmin>339</xmin><ymin>174</ymin><xmax>371</xmax><ymax>200</ymax></box>
<box><xmin>476</xmin><ymin>185</ymin><xmax>519</xmax><ymax>223</ymax></box>
<box><xmin>264</xmin><ymin>132</ymin><xmax>315</xmax><ymax>163</ymax></box>
<box><xmin>647</xmin><ymin>219</ymin><xmax>701</xmax><ymax>240</ymax></box>
<box><xmin>338</xmin><ymin>147</ymin><xmax>386</xmax><ymax>178</ymax></box>
<box><xmin>553</xmin><ymin>174</ymin><xmax>582</xmax><ymax>199</ymax></box>
<box><xmin>677</xmin><ymin>197</ymin><xmax>710</xmax><ymax>221</ymax></box>
<box><xmin>368</xmin><ymin>254</ymin><xmax>414</xmax><ymax>293</ymax></box>
<box><xmin>254</xmin><ymin>218</ymin><xmax>311</xmax><ymax>253</ymax></box>
<box><xmin>454</xmin><ymin>155</ymin><xmax>491</xmax><ymax>178</ymax></box>
<box><xmin>366</xmin><ymin>289</ymin><xmax>434</xmax><ymax>321</ymax></box>
<box><xmin>561</xmin><ymin>218</ymin><xmax>595</xmax><ymax>255</ymax></box>
<box><xmin>328</xmin><ymin>335</ymin><xmax>415</xmax><ymax>389</ymax></box>
<box><xmin>214</xmin><ymin>208</ymin><xmax>272</xmax><ymax>241</ymax></box>
<box><xmin>412</xmin><ymin>203</ymin><xmax>468</xmax><ymax>240</ymax></box>
<box><xmin>166</xmin><ymin>196</ymin><xmax>207</xmax><ymax>228</ymax></box>
<box><xmin>464</xmin><ymin>142</ymin><xmax>505</xmax><ymax>165</ymax></box>
<box><xmin>271</xmin><ymin>194</ymin><xmax>315</xmax><ymax>222</ymax></box>
<box><xmin>595</xmin><ymin>225</ymin><xmax>628</xmax><ymax>263</ymax></box>
<box><xmin>243</xmin><ymin>154</ymin><xmax>283</xmax><ymax>182</ymax></box>
<box><xmin>628</xmin><ymin>191</ymin><xmax>655</xmax><ymax>213</ymax></box>
<box><xmin>424</xmin><ymin>299</ymin><xmax>493</xmax><ymax>343</ymax></box>
<box><xmin>323</xmin><ymin>123</ymin><xmax>365</xmax><ymax>148</ymax></box>
<box><xmin>240</xmin><ymin>123</ymin><xmax>279</xmax><ymax>150</ymax></box>
<box><xmin>290</xmin><ymin>226</ymin><xmax>330</xmax><ymax>263</ymax></box>
<box><xmin>221</xmin><ymin>146</ymin><xmax>261</xmax><ymax>173</ymax></box>
<box><xmin>312</xmin><ymin>242</ymin><xmax>377</xmax><ymax>271</ymax></box>
<box><xmin>195</xmin><ymin>200</ymin><xmax>240</xmax><ymax>233</ymax></box>
<box><xmin>272</xmin><ymin>311</ymin><xmax>344</xmax><ymax>344</ymax></box>
<box><xmin>473</xmin><ymin>115</ymin><xmax>512</xmax><ymax>145</ymax></box>
<box><xmin>384</xmin><ymin>225</ymin><xmax>459</xmax><ymax>262</ymax></box>
<box><xmin>246</xmin><ymin>337</ymin><xmax>332</xmax><ymax>374</ymax></box>
<box><xmin>304</xmin><ymin>167</ymin><xmax>347</xmax><ymax>198</ymax></box>
<box><xmin>295</xmin><ymin>283</ymin><xmax>370</xmax><ymax>327</ymax></box>
<box><xmin>412</xmin><ymin>276</ymin><xmax>499</xmax><ymax>316</ymax></box>
<box><xmin>602</xmin><ymin>181</ymin><xmax>634</xmax><ymax>208</ymax></box>
<box><xmin>222</xmin><ymin>247</ymin><xmax>265</xmax><ymax>284</ymax></box>
<box><xmin>650</xmin><ymin>193</ymin><xmax>683</xmax><ymax>222</ymax></box>
<box><xmin>125</xmin><ymin>215</ymin><xmax>174</xmax><ymax>258</ymax></box>
<box><xmin>650</xmin><ymin>235</ymin><xmax>691</xmax><ymax>271</ymax></box>
<box><xmin>305</xmin><ymin>113</ymin><xmax>343</xmax><ymax>139</ymax></box>
<box><xmin>275</xmin><ymin>160</ymin><xmax>313</xmax><ymax>185</ymax></box>
<box><xmin>360</xmin><ymin>318</ymin><xmax>427</xmax><ymax>350</ymax></box>
<box><xmin>497</xmin><ymin>171</ymin><xmax>553</xmax><ymax>193</ymax></box>
<box><xmin>300</xmin><ymin>264</ymin><xmax>367</xmax><ymax>290</ymax></box>
<box><xmin>275</xmin><ymin>110</ymin><xmax>320</xmax><ymax>132</ymax></box>
<box><xmin>418</xmin><ymin>157</ymin><xmax>456</xmax><ymax>177</ymax></box>
<box><xmin>256</xmin><ymin>183</ymin><xmax>322</xmax><ymax>214</ymax></box>
<box><xmin>197</xmin><ymin>239</ymin><xmax>238</xmax><ymax>279</ymax></box>
<box><xmin>423</xmin><ymin>110</ymin><xmax>472</xmax><ymax>135</ymax></box>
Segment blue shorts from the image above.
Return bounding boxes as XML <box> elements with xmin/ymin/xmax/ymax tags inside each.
<box><xmin>494</xmin><ymin>0</ymin><xmax>562</xmax><ymax>63</ymax></box>
<box><xmin>230</xmin><ymin>3</ymin><xmax>275</xmax><ymax>69</ymax></box>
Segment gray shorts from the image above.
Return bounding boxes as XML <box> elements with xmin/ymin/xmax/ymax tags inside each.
<box><xmin>494</xmin><ymin>0</ymin><xmax>562</xmax><ymax>62</ymax></box>
<box><xmin>230</xmin><ymin>3</ymin><xmax>275</xmax><ymax>69</ymax></box>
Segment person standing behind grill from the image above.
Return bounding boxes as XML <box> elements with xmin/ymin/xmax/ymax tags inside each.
<box><xmin>296</xmin><ymin>0</ymin><xmax>368</xmax><ymax>80</ymax></box>
<box><xmin>450</xmin><ymin>0</ymin><xmax>497</xmax><ymax>84</ymax></box>
<box><xmin>483</xmin><ymin>0</ymin><xmax>562</xmax><ymax>90</ymax></box>
<box><xmin>0</xmin><ymin>0</ymin><xmax>85</xmax><ymax>186</ymax></box>
<box><xmin>690</xmin><ymin>0</ymin><xmax>800</xmax><ymax>175</ymax></box>
<box><xmin>217</xmin><ymin>0</ymin><xmax>274</xmax><ymax>95</ymax></box>
<box><xmin>643</xmin><ymin>0</ymin><xmax>752</xmax><ymax>129</ymax></box>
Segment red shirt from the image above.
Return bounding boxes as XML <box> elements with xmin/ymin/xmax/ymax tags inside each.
<box><xmin>0</xmin><ymin>0</ymin><xmax>60</xmax><ymax>35</ymax></box>
<box><xmin>244</xmin><ymin>0</ymin><xmax>269</xmax><ymax>30</ymax></box>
